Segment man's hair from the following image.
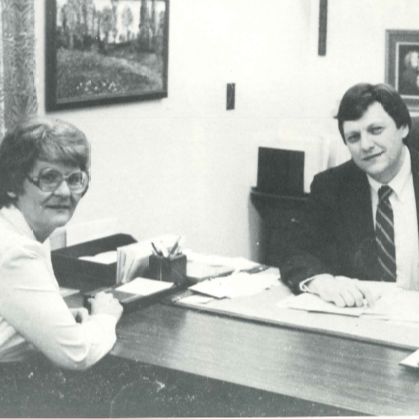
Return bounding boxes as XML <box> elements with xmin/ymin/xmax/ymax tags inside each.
<box><xmin>0</xmin><ymin>116</ymin><xmax>90</xmax><ymax>208</ymax></box>
<box><xmin>336</xmin><ymin>83</ymin><xmax>411</xmax><ymax>143</ymax></box>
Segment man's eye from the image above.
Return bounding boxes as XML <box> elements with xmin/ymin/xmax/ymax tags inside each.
<box><xmin>346</xmin><ymin>134</ymin><xmax>359</xmax><ymax>143</ymax></box>
<box><xmin>371</xmin><ymin>126</ymin><xmax>384</xmax><ymax>134</ymax></box>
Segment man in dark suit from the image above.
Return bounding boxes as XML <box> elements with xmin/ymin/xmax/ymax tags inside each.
<box><xmin>281</xmin><ymin>83</ymin><xmax>419</xmax><ymax>308</ymax></box>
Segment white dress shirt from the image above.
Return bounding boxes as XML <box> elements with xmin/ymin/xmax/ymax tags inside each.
<box><xmin>368</xmin><ymin>146</ymin><xmax>419</xmax><ymax>290</ymax></box>
<box><xmin>0</xmin><ymin>205</ymin><xmax>117</xmax><ymax>369</ymax></box>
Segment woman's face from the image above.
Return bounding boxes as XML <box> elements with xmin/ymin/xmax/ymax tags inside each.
<box><xmin>14</xmin><ymin>159</ymin><xmax>84</xmax><ymax>242</ymax></box>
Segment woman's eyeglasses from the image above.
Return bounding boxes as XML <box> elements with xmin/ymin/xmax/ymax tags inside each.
<box><xmin>27</xmin><ymin>168</ymin><xmax>89</xmax><ymax>193</ymax></box>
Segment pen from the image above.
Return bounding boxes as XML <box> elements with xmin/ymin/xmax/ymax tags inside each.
<box><xmin>151</xmin><ymin>242</ymin><xmax>163</xmax><ymax>257</ymax></box>
<box><xmin>169</xmin><ymin>236</ymin><xmax>182</xmax><ymax>256</ymax></box>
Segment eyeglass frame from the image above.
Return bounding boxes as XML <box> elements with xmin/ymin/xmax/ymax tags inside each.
<box><xmin>26</xmin><ymin>168</ymin><xmax>89</xmax><ymax>194</ymax></box>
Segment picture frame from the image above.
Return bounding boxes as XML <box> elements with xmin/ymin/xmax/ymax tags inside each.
<box><xmin>385</xmin><ymin>30</ymin><xmax>419</xmax><ymax>111</ymax></box>
<box><xmin>45</xmin><ymin>0</ymin><xmax>169</xmax><ymax>111</ymax></box>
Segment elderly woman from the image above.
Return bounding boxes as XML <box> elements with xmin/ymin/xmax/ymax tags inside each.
<box><xmin>0</xmin><ymin>117</ymin><xmax>122</xmax><ymax>371</ymax></box>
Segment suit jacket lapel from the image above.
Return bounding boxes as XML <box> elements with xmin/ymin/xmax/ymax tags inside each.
<box><xmin>340</xmin><ymin>161</ymin><xmax>375</xmax><ymax>246</ymax></box>
<box><xmin>409</xmin><ymin>146</ymin><xmax>419</xmax><ymax>235</ymax></box>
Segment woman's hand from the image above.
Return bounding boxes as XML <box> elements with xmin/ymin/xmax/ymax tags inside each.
<box><xmin>90</xmin><ymin>292</ymin><xmax>123</xmax><ymax>323</ymax></box>
<box><xmin>70</xmin><ymin>307</ymin><xmax>90</xmax><ymax>323</ymax></box>
<box><xmin>307</xmin><ymin>274</ymin><xmax>377</xmax><ymax>308</ymax></box>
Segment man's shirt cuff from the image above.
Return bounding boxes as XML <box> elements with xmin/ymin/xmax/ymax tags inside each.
<box><xmin>299</xmin><ymin>276</ymin><xmax>316</xmax><ymax>293</ymax></box>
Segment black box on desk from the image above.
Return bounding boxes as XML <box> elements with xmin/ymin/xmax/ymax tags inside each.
<box><xmin>257</xmin><ymin>147</ymin><xmax>305</xmax><ymax>196</ymax></box>
<box><xmin>149</xmin><ymin>253</ymin><xmax>187</xmax><ymax>286</ymax></box>
<box><xmin>51</xmin><ymin>233</ymin><xmax>136</xmax><ymax>292</ymax></box>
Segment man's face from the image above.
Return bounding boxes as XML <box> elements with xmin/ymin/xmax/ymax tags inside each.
<box><xmin>343</xmin><ymin>102</ymin><xmax>409</xmax><ymax>184</ymax></box>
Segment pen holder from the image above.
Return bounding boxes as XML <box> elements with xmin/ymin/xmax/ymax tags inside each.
<box><xmin>149</xmin><ymin>253</ymin><xmax>187</xmax><ymax>285</ymax></box>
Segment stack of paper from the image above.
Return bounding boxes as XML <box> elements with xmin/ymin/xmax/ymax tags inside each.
<box><xmin>116</xmin><ymin>242</ymin><xmax>152</xmax><ymax>284</ymax></box>
<box><xmin>189</xmin><ymin>273</ymin><xmax>280</xmax><ymax>299</ymax></box>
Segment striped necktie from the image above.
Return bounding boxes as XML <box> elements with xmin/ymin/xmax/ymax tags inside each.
<box><xmin>375</xmin><ymin>185</ymin><xmax>397</xmax><ymax>282</ymax></box>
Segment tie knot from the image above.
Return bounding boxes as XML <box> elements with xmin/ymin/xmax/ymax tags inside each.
<box><xmin>378</xmin><ymin>185</ymin><xmax>393</xmax><ymax>202</ymax></box>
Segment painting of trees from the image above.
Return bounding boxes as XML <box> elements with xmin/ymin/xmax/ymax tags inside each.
<box><xmin>46</xmin><ymin>0</ymin><xmax>169</xmax><ymax>110</ymax></box>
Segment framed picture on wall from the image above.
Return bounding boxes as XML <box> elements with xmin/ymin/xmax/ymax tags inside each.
<box><xmin>45</xmin><ymin>0</ymin><xmax>169</xmax><ymax>111</ymax></box>
<box><xmin>386</xmin><ymin>30</ymin><xmax>419</xmax><ymax>111</ymax></box>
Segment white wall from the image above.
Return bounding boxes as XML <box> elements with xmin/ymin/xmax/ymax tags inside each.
<box><xmin>34</xmin><ymin>0</ymin><xmax>419</xmax><ymax>259</ymax></box>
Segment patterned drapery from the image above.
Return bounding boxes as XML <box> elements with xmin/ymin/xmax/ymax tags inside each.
<box><xmin>0</xmin><ymin>0</ymin><xmax>37</xmax><ymax>137</ymax></box>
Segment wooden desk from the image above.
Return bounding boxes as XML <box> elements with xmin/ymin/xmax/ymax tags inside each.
<box><xmin>111</xmin><ymin>301</ymin><xmax>419</xmax><ymax>417</ymax></box>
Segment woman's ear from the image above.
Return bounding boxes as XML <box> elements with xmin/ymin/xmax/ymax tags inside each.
<box><xmin>7</xmin><ymin>192</ymin><xmax>17</xmax><ymax>198</ymax></box>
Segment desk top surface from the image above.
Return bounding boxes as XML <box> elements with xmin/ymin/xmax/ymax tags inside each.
<box><xmin>109</xmin><ymin>300</ymin><xmax>419</xmax><ymax>417</ymax></box>
<box><xmin>65</xmin><ymin>272</ymin><xmax>419</xmax><ymax>417</ymax></box>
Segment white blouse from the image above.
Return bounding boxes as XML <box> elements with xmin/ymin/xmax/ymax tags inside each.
<box><xmin>0</xmin><ymin>205</ymin><xmax>117</xmax><ymax>370</ymax></box>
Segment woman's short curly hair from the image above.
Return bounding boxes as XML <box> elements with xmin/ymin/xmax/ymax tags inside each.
<box><xmin>0</xmin><ymin>117</ymin><xmax>90</xmax><ymax>208</ymax></box>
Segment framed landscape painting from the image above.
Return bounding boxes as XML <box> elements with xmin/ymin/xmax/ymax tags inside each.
<box><xmin>386</xmin><ymin>30</ymin><xmax>419</xmax><ymax>110</ymax></box>
<box><xmin>46</xmin><ymin>0</ymin><xmax>169</xmax><ymax>111</ymax></box>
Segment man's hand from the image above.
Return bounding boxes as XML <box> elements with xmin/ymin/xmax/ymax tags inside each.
<box><xmin>307</xmin><ymin>274</ymin><xmax>377</xmax><ymax>308</ymax></box>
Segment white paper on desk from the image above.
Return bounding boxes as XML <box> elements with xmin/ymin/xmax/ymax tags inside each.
<box><xmin>400</xmin><ymin>349</ymin><xmax>419</xmax><ymax>368</ymax></box>
<box><xmin>189</xmin><ymin>273</ymin><xmax>280</xmax><ymax>299</ymax></box>
<box><xmin>181</xmin><ymin>295</ymin><xmax>214</xmax><ymax>304</ymax></box>
<box><xmin>278</xmin><ymin>293</ymin><xmax>365</xmax><ymax>317</ymax></box>
<box><xmin>183</xmin><ymin>251</ymin><xmax>235</xmax><ymax>268</ymax></box>
<box><xmin>79</xmin><ymin>251</ymin><xmax>117</xmax><ymax>265</ymax></box>
<box><xmin>183</xmin><ymin>251</ymin><xmax>262</xmax><ymax>272</ymax></box>
<box><xmin>277</xmin><ymin>282</ymin><xmax>419</xmax><ymax>320</ymax></box>
<box><xmin>363</xmin><ymin>285</ymin><xmax>419</xmax><ymax>323</ymax></box>
<box><xmin>115</xmin><ymin>278</ymin><xmax>173</xmax><ymax>295</ymax></box>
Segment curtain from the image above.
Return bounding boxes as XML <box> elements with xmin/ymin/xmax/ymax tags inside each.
<box><xmin>0</xmin><ymin>0</ymin><xmax>37</xmax><ymax>137</ymax></box>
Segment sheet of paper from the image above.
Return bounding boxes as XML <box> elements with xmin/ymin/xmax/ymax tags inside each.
<box><xmin>277</xmin><ymin>282</ymin><xmax>419</xmax><ymax>322</ymax></box>
<box><xmin>278</xmin><ymin>293</ymin><xmax>365</xmax><ymax>317</ymax></box>
<box><xmin>181</xmin><ymin>295</ymin><xmax>214</xmax><ymax>304</ymax></box>
<box><xmin>400</xmin><ymin>349</ymin><xmax>419</xmax><ymax>368</ymax></box>
<box><xmin>79</xmin><ymin>251</ymin><xmax>118</xmax><ymax>265</ymax></box>
<box><xmin>183</xmin><ymin>251</ymin><xmax>266</xmax><ymax>272</ymax></box>
<box><xmin>189</xmin><ymin>273</ymin><xmax>280</xmax><ymax>299</ymax></box>
<box><xmin>115</xmin><ymin>278</ymin><xmax>173</xmax><ymax>296</ymax></box>
<box><xmin>59</xmin><ymin>287</ymin><xmax>79</xmax><ymax>297</ymax></box>
<box><xmin>364</xmin><ymin>286</ymin><xmax>419</xmax><ymax>322</ymax></box>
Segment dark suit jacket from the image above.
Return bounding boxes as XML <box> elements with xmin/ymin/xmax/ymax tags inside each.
<box><xmin>280</xmin><ymin>142</ymin><xmax>419</xmax><ymax>294</ymax></box>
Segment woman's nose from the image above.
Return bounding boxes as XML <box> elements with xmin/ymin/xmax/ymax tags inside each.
<box><xmin>53</xmin><ymin>179</ymin><xmax>72</xmax><ymax>196</ymax></box>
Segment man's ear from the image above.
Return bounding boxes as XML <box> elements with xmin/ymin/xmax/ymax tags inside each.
<box><xmin>7</xmin><ymin>192</ymin><xmax>17</xmax><ymax>198</ymax></box>
<box><xmin>401</xmin><ymin>124</ymin><xmax>410</xmax><ymax>140</ymax></box>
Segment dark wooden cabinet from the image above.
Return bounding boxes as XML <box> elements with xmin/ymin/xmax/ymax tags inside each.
<box><xmin>250</xmin><ymin>187</ymin><xmax>307</xmax><ymax>267</ymax></box>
